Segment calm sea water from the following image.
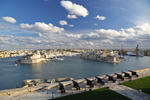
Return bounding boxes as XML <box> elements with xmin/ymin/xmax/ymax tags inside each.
<box><xmin>0</xmin><ymin>55</ymin><xmax>150</xmax><ymax>90</ymax></box>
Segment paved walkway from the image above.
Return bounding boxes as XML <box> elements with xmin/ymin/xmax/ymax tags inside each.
<box><xmin>1</xmin><ymin>83</ymin><xmax>150</xmax><ymax>100</ymax></box>
<box><xmin>0</xmin><ymin>87</ymin><xmax>88</xmax><ymax>100</ymax></box>
<box><xmin>109</xmin><ymin>84</ymin><xmax>150</xmax><ymax>100</ymax></box>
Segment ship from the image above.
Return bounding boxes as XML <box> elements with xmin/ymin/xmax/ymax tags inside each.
<box><xmin>126</xmin><ymin>45</ymin><xmax>144</xmax><ymax>57</ymax></box>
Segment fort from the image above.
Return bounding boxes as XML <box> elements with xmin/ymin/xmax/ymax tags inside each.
<box><xmin>0</xmin><ymin>67</ymin><xmax>150</xmax><ymax>100</ymax></box>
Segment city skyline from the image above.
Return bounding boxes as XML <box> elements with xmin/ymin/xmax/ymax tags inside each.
<box><xmin>0</xmin><ymin>0</ymin><xmax>150</xmax><ymax>49</ymax></box>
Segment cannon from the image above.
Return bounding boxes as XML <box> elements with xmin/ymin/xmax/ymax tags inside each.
<box><xmin>106</xmin><ymin>74</ymin><xmax>116</xmax><ymax>82</ymax></box>
<box><xmin>72</xmin><ymin>80</ymin><xmax>80</xmax><ymax>90</ymax></box>
<box><xmin>114</xmin><ymin>73</ymin><xmax>124</xmax><ymax>81</ymax></box>
<box><xmin>58</xmin><ymin>82</ymin><xmax>65</xmax><ymax>93</ymax></box>
<box><xmin>85</xmin><ymin>78</ymin><xmax>94</xmax><ymax>88</ymax></box>
<box><xmin>95</xmin><ymin>76</ymin><xmax>105</xmax><ymax>85</ymax></box>
<box><xmin>122</xmin><ymin>72</ymin><xmax>131</xmax><ymax>79</ymax></box>
<box><xmin>129</xmin><ymin>70</ymin><xmax>139</xmax><ymax>77</ymax></box>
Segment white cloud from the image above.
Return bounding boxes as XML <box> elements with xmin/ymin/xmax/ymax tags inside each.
<box><xmin>88</xmin><ymin>41</ymin><xmax>94</xmax><ymax>46</ymax></box>
<box><xmin>96</xmin><ymin>29</ymin><xmax>121</xmax><ymax>37</ymax></box>
<box><xmin>67</xmin><ymin>14</ymin><xmax>77</xmax><ymax>19</ymax></box>
<box><xmin>66</xmin><ymin>33</ymin><xmax>82</xmax><ymax>38</ymax></box>
<box><xmin>2</xmin><ymin>16</ymin><xmax>16</xmax><ymax>23</ymax></box>
<box><xmin>1</xmin><ymin>21</ymin><xmax>150</xmax><ymax>49</ymax></box>
<box><xmin>61</xmin><ymin>0</ymin><xmax>89</xmax><ymax>18</ymax></box>
<box><xmin>101</xmin><ymin>39</ymin><xmax>112</xmax><ymax>45</ymax></box>
<box><xmin>20</xmin><ymin>22</ymin><xmax>64</xmax><ymax>33</ymax></box>
<box><xmin>93</xmin><ymin>23</ymin><xmax>98</xmax><ymax>26</ymax></box>
<box><xmin>69</xmin><ymin>24</ymin><xmax>74</xmax><ymax>27</ymax></box>
<box><xmin>59</xmin><ymin>20</ymin><xmax>74</xmax><ymax>27</ymax></box>
<box><xmin>20</xmin><ymin>23</ymin><xmax>32</xmax><ymax>28</ymax></box>
<box><xmin>18</xmin><ymin>22</ymin><xmax>150</xmax><ymax>48</ymax></box>
<box><xmin>87</xmin><ymin>32</ymin><xmax>100</xmax><ymax>37</ymax></box>
<box><xmin>96</xmin><ymin>15</ymin><xmax>106</xmax><ymax>21</ymax></box>
<box><xmin>59</xmin><ymin>20</ymin><xmax>68</xmax><ymax>26</ymax></box>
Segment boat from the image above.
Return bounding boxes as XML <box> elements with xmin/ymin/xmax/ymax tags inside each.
<box><xmin>126</xmin><ymin>45</ymin><xmax>144</xmax><ymax>57</ymax></box>
<box><xmin>126</xmin><ymin>52</ymin><xmax>137</xmax><ymax>56</ymax></box>
<box><xmin>126</xmin><ymin>52</ymin><xmax>144</xmax><ymax>57</ymax></box>
<box><xmin>14</xmin><ymin>63</ymin><xmax>18</xmax><ymax>67</ymax></box>
<box><xmin>52</xmin><ymin>57</ymin><xmax>64</xmax><ymax>61</ymax></box>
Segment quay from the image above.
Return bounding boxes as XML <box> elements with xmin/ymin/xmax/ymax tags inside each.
<box><xmin>0</xmin><ymin>67</ymin><xmax>150</xmax><ymax>100</ymax></box>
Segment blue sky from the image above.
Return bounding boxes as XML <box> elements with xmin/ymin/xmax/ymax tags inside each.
<box><xmin>0</xmin><ymin>0</ymin><xmax>135</xmax><ymax>30</ymax></box>
<box><xmin>0</xmin><ymin>0</ymin><xmax>150</xmax><ymax>49</ymax></box>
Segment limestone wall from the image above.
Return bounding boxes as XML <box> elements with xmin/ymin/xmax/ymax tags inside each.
<box><xmin>0</xmin><ymin>86</ymin><xmax>43</xmax><ymax>97</ymax></box>
<box><xmin>1</xmin><ymin>67</ymin><xmax>150</xmax><ymax>98</ymax></box>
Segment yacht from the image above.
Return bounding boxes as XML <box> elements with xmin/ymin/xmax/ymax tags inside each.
<box><xmin>52</xmin><ymin>57</ymin><xmax>64</xmax><ymax>61</ymax></box>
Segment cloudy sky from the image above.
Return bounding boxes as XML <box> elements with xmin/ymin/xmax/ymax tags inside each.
<box><xmin>0</xmin><ymin>0</ymin><xmax>150</xmax><ymax>50</ymax></box>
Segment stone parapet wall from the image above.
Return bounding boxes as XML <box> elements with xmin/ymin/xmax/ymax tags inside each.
<box><xmin>0</xmin><ymin>86</ymin><xmax>43</xmax><ymax>97</ymax></box>
<box><xmin>0</xmin><ymin>67</ymin><xmax>150</xmax><ymax>98</ymax></box>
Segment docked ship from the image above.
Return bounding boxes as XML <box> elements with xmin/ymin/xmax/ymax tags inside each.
<box><xmin>126</xmin><ymin>45</ymin><xmax>144</xmax><ymax>57</ymax></box>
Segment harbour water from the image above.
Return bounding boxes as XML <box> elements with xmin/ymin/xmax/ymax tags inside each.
<box><xmin>0</xmin><ymin>55</ymin><xmax>150</xmax><ymax>90</ymax></box>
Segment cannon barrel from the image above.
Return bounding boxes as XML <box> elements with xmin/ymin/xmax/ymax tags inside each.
<box><xmin>114</xmin><ymin>73</ymin><xmax>124</xmax><ymax>80</ymax></box>
<box><xmin>122</xmin><ymin>72</ymin><xmax>131</xmax><ymax>79</ymax></box>
<box><xmin>58</xmin><ymin>82</ymin><xmax>65</xmax><ymax>93</ymax></box>
<box><xmin>106</xmin><ymin>74</ymin><xmax>116</xmax><ymax>82</ymax></box>
<box><xmin>85</xmin><ymin>78</ymin><xmax>94</xmax><ymax>88</ymax></box>
<box><xmin>128</xmin><ymin>70</ymin><xmax>139</xmax><ymax>77</ymax></box>
<box><xmin>72</xmin><ymin>80</ymin><xmax>80</xmax><ymax>90</ymax></box>
<box><xmin>95</xmin><ymin>76</ymin><xmax>105</xmax><ymax>84</ymax></box>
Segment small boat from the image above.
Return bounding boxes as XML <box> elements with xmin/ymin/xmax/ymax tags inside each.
<box><xmin>126</xmin><ymin>52</ymin><xmax>136</xmax><ymax>56</ymax></box>
<box><xmin>14</xmin><ymin>63</ymin><xmax>18</xmax><ymax>67</ymax></box>
<box><xmin>126</xmin><ymin>52</ymin><xmax>144</xmax><ymax>57</ymax></box>
<box><xmin>126</xmin><ymin>45</ymin><xmax>144</xmax><ymax>57</ymax></box>
<box><xmin>119</xmin><ymin>55</ymin><xmax>124</xmax><ymax>59</ymax></box>
<box><xmin>52</xmin><ymin>57</ymin><xmax>64</xmax><ymax>61</ymax></box>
